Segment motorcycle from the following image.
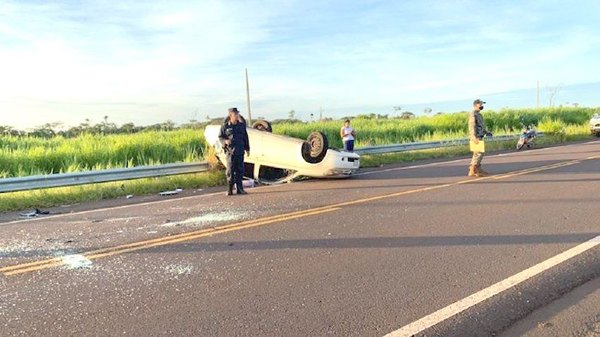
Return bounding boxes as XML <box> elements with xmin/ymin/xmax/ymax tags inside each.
<box><xmin>516</xmin><ymin>124</ymin><xmax>537</xmax><ymax>150</ymax></box>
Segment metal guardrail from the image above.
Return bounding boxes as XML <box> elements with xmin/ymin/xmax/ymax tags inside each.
<box><xmin>0</xmin><ymin>133</ymin><xmax>541</xmax><ymax>193</ymax></box>
<box><xmin>0</xmin><ymin>162</ymin><xmax>209</xmax><ymax>193</ymax></box>
<box><xmin>354</xmin><ymin>134</ymin><xmax>538</xmax><ymax>155</ymax></box>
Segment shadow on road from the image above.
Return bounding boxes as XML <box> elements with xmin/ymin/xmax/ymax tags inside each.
<box><xmin>144</xmin><ymin>233</ymin><xmax>600</xmax><ymax>253</ymax></box>
<box><xmin>3</xmin><ymin>233</ymin><xmax>598</xmax><ymax>261</ymax></box>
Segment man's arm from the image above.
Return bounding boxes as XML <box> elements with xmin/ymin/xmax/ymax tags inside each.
<box><xmin>243</xmin><ymin>126</ymin><xmax>250</xmax><ymax>153</ymax></box>
<box><xmin>218</xmin><ymin>122</ymin><xmax>227</xmax><ymax>141</ymax></box>
<box><xmin>468</xmin><ymin>111</ymin><xmax>478</xmax><ymax>143</ymax></box>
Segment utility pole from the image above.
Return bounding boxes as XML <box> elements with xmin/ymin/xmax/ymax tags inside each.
<box><xmin>536</xmin><ymin>80</ymin><xmax>540</xmax><ymax>108</ymax></box>
<box><xmin>245</xmin><ymin>68</ymin><xmax>252</xmax><ymax>125</ymax></box>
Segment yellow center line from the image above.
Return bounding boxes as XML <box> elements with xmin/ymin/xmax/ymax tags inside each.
<box><xmin>492</xmin><ymin>160</ymin><xmax>581</xmax><ymax>180</ymax></box>
<box><xmin>4</xmin><ymin>207</ymin><xmax>341</xmax><ymax>276</ymax></box>
<box><xmin>2</xmin><ymin>157</ymin><xmax>592</xmax><ymax>277</ymax></box>
<box><xmin>0</xmin><ymin>207</ymin><xmax>339</xmax><ymax>273</ymax></box>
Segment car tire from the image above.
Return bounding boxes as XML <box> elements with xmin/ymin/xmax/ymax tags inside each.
<box><xmin>302</xmin><ymin>131</ymin><xmax>328</xmax><ymax>164</ymax></box>
<box><xmin>252</xmin><ymin>120</ymin><xmax>272</xmax><ymax>132</ymax></box>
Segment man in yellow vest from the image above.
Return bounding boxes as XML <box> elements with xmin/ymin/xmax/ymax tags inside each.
<box><xmin>468</xmin><ymin>99</ymin><xmax>492</xmax><ymax>177</ymax></box>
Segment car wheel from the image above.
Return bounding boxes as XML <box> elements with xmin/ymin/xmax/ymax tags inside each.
<box><xmin>302</xmin><ymin>131</ymin><xmax>329</xmax><ymax>163</ymax></box>
<box><xmin>252</xmin><ymin>120</ymin><xmax>272</xmax><ymax>132</ymax></box>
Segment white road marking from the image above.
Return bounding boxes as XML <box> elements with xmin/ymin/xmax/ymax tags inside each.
<box><xmin>2</xmin><ymin>140</ymin><xmax>597</xmax><ymax>227</ymax></box>
<box><xmin>383</xmin><ymin>234</ymin><xmax>600</xmax><ymax>337</ymax></box>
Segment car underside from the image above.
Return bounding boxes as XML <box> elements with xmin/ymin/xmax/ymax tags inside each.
<box><xmin>204</xmin><ymin>119</ymin><xmax>360</xmax><ymax>184</ymax></box>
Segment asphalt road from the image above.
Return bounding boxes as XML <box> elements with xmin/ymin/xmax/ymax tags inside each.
<box><xmin>499</xmin><ymin>277</ymin><xmax>600</xmax><ymax>337</ymax></box>
<box><xmin>1</xmin><ymin>140</ymin><xmax>599</xmax><ymax>337</ymax></box>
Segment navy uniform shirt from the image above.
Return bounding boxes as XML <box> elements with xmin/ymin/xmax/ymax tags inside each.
<box><xmin>219</xmin><ymin>117</ymin><xmax>250</xmax><ymax>155</ymax></box>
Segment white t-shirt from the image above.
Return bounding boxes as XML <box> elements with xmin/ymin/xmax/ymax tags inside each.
<box><xmin>341</xmin><ymin>126</ymin><xmax>354</xmax><ymax>141</ymax></box>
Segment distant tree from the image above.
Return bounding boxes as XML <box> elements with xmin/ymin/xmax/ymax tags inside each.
<box><xmin>78</xmin><ymin>119</ymin><xmax>92</xmax><ymax>133</ymax></box>
<box><xmin>423</xmin><ymin>107</ymin><xmax>433</xmax><ymax>114</ymax></box>
<box><xmin>393</xmin><ymin>106</ymin><xmax>402</xmax><ymax>113</ymax></box>
<box><xmin>100</xmin><ymin>116</ymin><xmax>117</xmax><ymax>135</ymax></box>
<box><xmin>400</xmin><ymin>112</ymin><xmax>415</xmax><ymax>119</ymax></box>
<box><xmin>288</xmin><ymin>110</ymin><xmax>296</xmax><ymax>119</ymax></box>
<box><xmin>63</xmin><ymin>126</ymin><xmax>82</xmax><ymax>138</ymax></box>
<box><xmin>31</xmin><ymin>123</ymin><xmax>61</xmax><ymax>138</ymax></box>
<box><xmin>0</xmin><ymin>125</ymin><xmax>14</xmax><ymax>135</ymax></box>
<box><xmin>356</xmin><ymin>113</ymin><xmax>377</xmax><ymax>119</ymax></box>
<box><xmin>120</xmin><ymin>122</ymin><xmax>136</xmax><ymax>134</ymax></box>
<box><xmin>162</xmin><ymin>120</ymin><xmax>176</xmax><ymax>131</ymax></box>
<box><xmin>271</xmin><ymin>119</ymin><xmax>303</xmax><ymax>124</ymax></box>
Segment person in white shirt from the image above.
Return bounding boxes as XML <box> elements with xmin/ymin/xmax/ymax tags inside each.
<box><xmin>340</xmin><ymin>119</ymin><xmax>356</xmax><ymax>152</ymax></box>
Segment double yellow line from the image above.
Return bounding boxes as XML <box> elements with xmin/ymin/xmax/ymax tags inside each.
<box><xmin>1</xmin><ymin>207</ymin><xmax>340</xmax><ymax>276</ymax></box>
<box><xmin>0</xmin><ymin>157</ymin><xmax>593</xmax><ymax>277</ymax></box>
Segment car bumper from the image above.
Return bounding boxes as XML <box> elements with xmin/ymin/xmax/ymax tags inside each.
<box><xmin>319</xmin><ymin>151</ymin><xmax>360</xmax><ymax>177</ymax></box>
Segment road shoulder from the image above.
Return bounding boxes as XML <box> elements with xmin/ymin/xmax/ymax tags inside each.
<box><xmin>498</xmin><ymin>276</ymin><xmax>600</xmax><ymax>337</ymax></box>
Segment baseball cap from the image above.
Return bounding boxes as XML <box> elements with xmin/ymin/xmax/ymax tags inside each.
<box><xmin>473</xmin><ymin>99</ymin><xmax>486</xmax><ymax>105</ymax></box>
<box><xmin>228</xmin><ymin>107</ymin><xmax>240</xmax><ymax>113</ymax></box>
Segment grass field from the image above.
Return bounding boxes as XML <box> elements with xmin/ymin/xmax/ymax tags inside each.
<box><xmin>0</xmin><ymin>106</ymin><xmax>597</xmax><ymax>212</ymax></box>
<box><xmin>1</xmin><ymin>106</ymin><xmax>596</xmax><ymax>178</ymax></box>
<box><xmin>0</xmin><ymin>129</ymin><xmax>206</xmax><ymax>178</ymax></box>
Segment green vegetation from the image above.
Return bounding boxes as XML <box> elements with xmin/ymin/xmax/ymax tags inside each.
<box><xmin>0</xmin><ymin>129</ymin><xmax>206</xmax><ymax>178</ymax></box>
<box><xmin>0</xmin><ymin>171</ymin><xmax>225</xmax><ymax>212</ymax></box>
<box><xmin>273</xmin><ymin>106</ymin><xmax>597</xmax><ymax>148</ymax></box>
<box><xmin>0</xmin><ymin>106</ymin><xmax>597</xmax><ymax>212</ymax></box>
<box><xmin>359</xmin><ymin>132</ymin><xmax>591</xmax><ymax>167</ymax></box>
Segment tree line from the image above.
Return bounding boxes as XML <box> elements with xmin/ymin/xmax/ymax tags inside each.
<box><xmin>1</xmin><ymin>108</ymin><xmax>424</xmax><ymax>139</ymax></box>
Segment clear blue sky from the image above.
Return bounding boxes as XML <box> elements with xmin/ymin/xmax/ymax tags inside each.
<box><xmin>1</xmin><ymin>0</ymin><xmax>599</xmax><ymax>128</ymax></box>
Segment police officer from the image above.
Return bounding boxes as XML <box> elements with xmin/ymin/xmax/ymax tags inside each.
<box><xmin>219</xmin><ymin>107</ymin><xmax>250</xmax><ymax>195</ymax></box>
<box><xmin>468</xmin><ymin>99</ymin><xmax>492</xmax><ymax>177</ymax></box>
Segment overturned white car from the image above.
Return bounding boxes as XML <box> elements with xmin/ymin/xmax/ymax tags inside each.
<box><xmin>204</xmin><ymin>120</ymin><xmax>360</xmax><ymax>183</ymax></box>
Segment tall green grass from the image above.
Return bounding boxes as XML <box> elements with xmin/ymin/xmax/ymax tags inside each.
<box><xmin>273</xmin><ymin>106</ymin><xmax>597</xmax><ymax>148</ymax></box>
<box><xmin>0</xmin><ymin>106</ymin><xmax>596</xmax><ymax>213</ymax></box>
<box><xmin>0</xmin><ymin>129</ymin><xmax>206</xmax><ymax>178</ymax></box>
<box><xmin>0</xmin><ymin>106</ymin><xmax>596</xmax><ymax>179</ymax></box>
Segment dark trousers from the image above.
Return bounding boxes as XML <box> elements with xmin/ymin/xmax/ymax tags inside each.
<box><xmin>343</xmin><ymin>140</ymin><xmax>354</xmax><ymax>152</ymax></box>
<box><xmin>226</xmin><ymin>154</ymin><xmax>245</xmax><ymax>189</ymax></box>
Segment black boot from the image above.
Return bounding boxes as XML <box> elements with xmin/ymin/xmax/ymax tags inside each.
<box><xmin>226</xmin><ymin>183</ymin><xmax>234</xmax><ymax>196</ymax></box>
<box><xmin>236</xmin><ymin>183</ymin><xmax>247</xmax><ymax>195</ymax></box>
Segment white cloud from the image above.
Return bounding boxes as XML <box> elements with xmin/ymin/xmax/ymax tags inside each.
<box><xmin>0</xmin><ymin>0</ymin><xmax>599</xmax><ymax>128</ymax></box>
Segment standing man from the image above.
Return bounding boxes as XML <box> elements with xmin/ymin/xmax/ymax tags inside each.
<box><xmin>219</xmin><ymin>107</ymin><xmax>250</xmax><ymax>195</ymax></box>
<box><xmin>468</xmin><ymin>99</ymin><xmax>491</xmax><ymax>177</ymax></box>
<box><xmin>340</xmin><ymin>119</ymin><xmax>356</xmax><ymax>152</ymax></box>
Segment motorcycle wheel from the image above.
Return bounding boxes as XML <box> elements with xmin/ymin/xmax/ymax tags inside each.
<box><xmin>516</xmin><ymin>139</ymin><xmax>525</xmax><ymax>151</ymax></box>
